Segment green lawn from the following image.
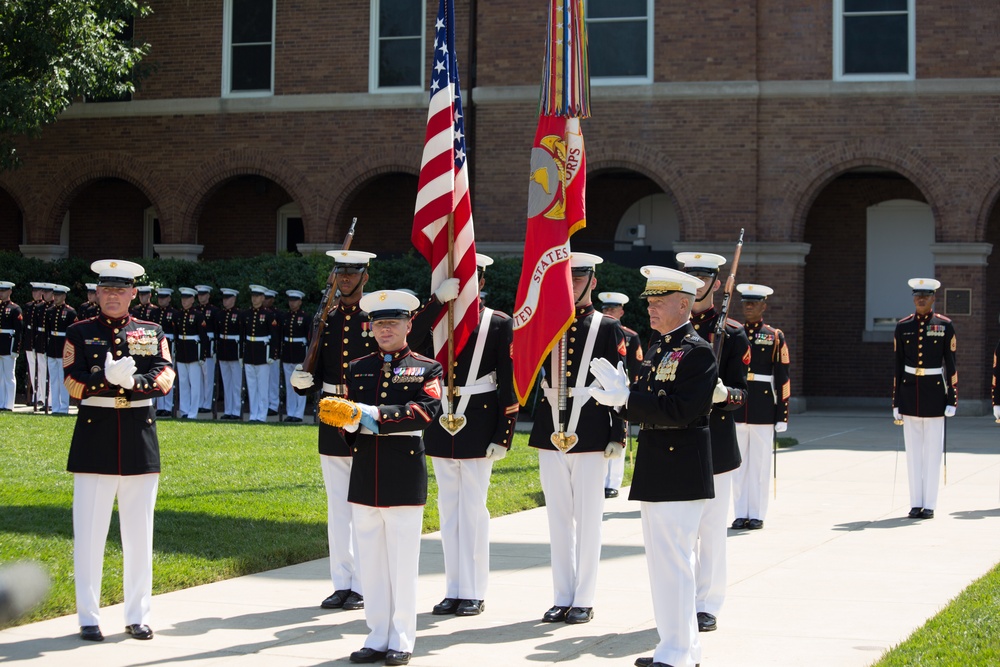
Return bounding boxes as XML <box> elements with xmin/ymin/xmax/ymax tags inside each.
<box><xmin>0</xmin><ymin>413</ymin><xmax>634</xmax><ymax>625</ymax></box>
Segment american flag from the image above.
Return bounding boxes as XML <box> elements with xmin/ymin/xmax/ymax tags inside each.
<box><xmin>412</xmin><ymin>0</ymin><xmax>478</xmax><ymax>369</ymax></box>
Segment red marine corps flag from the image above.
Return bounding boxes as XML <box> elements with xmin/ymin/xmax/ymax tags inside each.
<box><xmin>412</xmin><ymin>0</ymin><xmax>478</xmax><ymax>369</ymax></box>
<box><xmin>511</xmin><ymin>0</ymin><xmax>590</xmax><ymax>404</ymax></box>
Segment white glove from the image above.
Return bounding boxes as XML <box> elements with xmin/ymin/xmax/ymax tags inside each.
<box><xmin>434</xmin><ymin>278</ymin><xmax>460</xmax><ymax>303</ymax></box>
<box><xmin>358</xmin><ymin>403</ymin><xmax>380</xmax><ymax>433</ymax></box>
<box><xmin>485</xmin><ymin>443</ymin><xmax>507</xmax><ymax>460</ymax></box>
<box><xmin>343</xmin><ymin>421</ymin><xmax>359</xmax><ymax>433</ymax></box>
<box><xmin>588</xmin><ymin>357</ymin><xmax>630</xmax><ymax>407</ymax></box>
<box><xmin>199</xmin><ymin>359</ymin><xmax>206</xmax><ymax>366</ymax></box>
<box><xmin>267</xmin><ymin>357</ymin><xmax>275</xmax><ymax>365</ymax></box>
<box><xmin>290</xmin><ymin>366</ymin><xmax>314</xmax><ymax>390</ymax></box>
<box><xmin>712</xmin><ymin>379</ymin><xmax>728</xmax><ymax>404</ymax></box>
<box><xmin>774</xmin><ymin>422</ymin><xmax>787</xmax><ymax>433</ymax></box>
<box><xmin>993</xmin><ymin>405</ymin><xmax>1000</xmax><ymax>420</ymax></box>
<box><xmin>604</xmin><ymin>442</ymin><xmax>624</xmax><ymax>459</ymax></box>
<box><xmin>11</xmin><ymin>353</ymin><xmax>17</xmax><ymax>361</ymax></box>
<box><xmin>944</xmin><ymin>405</ymin><xmax>956</xmax><ymax>417</ymax></box>
<box><xmin>104</xmin><ymin>351</ymin><xmax>136</xmax><ymax>389</ymax></box>
<box><xmin>893</xmin><ymin>407</ymin><xmax>901</xmax><ymax>421</ymax></box>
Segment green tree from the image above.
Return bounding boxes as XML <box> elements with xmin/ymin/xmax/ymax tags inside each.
<box><xmin>0</xmin><ymin>0</ymin><xmax>151</xmax><ymax>169</ymax></box>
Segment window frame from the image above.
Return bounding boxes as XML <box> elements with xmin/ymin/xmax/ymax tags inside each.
<box><xmin>369</xmin><ymin>0</ymin><xmax>427</xmax><ymax>94</ymax></box>
<box><xmin>276</xmin><ymin>202</ymin><xmax>302</xmax><ymax>254</ymax></box>
<box><xmin>833</xmin><ymin>0</ymin><xmax>915</xmax><ymax>82</ymax></box>
<box><xmin>585</xmin><ymin>0</ymin><xmax>653</xmax><ymax>86</ymax></box>
<box><xmin>222</xmin><ymin>0</ymin><xmax>277</xmax><ymax>98</ymax></box>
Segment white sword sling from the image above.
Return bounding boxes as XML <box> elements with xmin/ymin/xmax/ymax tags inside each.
<box><xmin>542</xmin><ymin>312</ymin><xmax>602</xmax><ymax>452</ymax></box>
<box><xmin>439</xmin><ymin>309</ymin><xmax>496</xmax><ymax>435</ymax></box>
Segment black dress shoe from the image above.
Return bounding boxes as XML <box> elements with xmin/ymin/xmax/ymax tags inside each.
<box><xmin>322</xmin><ymin>589</ymin><xmax>352</xmax><ymax>609</ymax></box>
<box><xmin>198</xmin><ymin>408</ymin><xmax>212</xmax><ymax>414</ymax></box>
<box><xmin>731</xmin><ymin>518</ymin><xmax>748</xmax><ymax>529</ymax></box>
<box><xmin>79</xmin><ymin>625</ymin><xmax>104</xmax><ymax>641</ymax></box>
<box><xmin>283</xmin><ymin>416</ymin><xmax>303</xmax><ymax>423</ymax></box>
<box><xmin>908</xmin><ymin>507</ymin><xmax>923</xmax><ymax>519</ymax></box>
<box><xmin>746</xmin><ymin>519</ymin><xmax>764</xmax><ymax>530</ymax></box>
<box><xmin>267</xmin><ymin>409</ymin><xmax>278</xmax><ymax>416</ymax></box>
<box><xmin>634</xmin><ymin>659</ymin><xmax>653</xmax><ymax>667</ymax></box>
<box><xmin>433</xmin><ymin>597</ymin><xmax>461</xmax><ymax>615</ymax></box>
<box><xmin>385</xmin><ymin>650</ymin><xmax>412</xmax><ymax>666</ymax></box>
<box><xmin>125</xmin><ymin>624</ymin><xmax>153</xmax><ymax>640</ymax></box>
<box><xmin>343</xmin><ymin>591</ymin><xmax>364</xmax><ymax>610</ymax></box>
<box><xmin>697</xmin><ymin>611</ymin><xmax>717</xmax><ymax>632</ymax></box>
<box><xmin>542</xmin><ymin>605</ymin><xmax>570</xmax><ymax>622</ymax></box>
<box><xmin>920</xmin><ymin>509</ymin><xmax>935</xmax><ymax>519</ymax></box>
<box><xmin>605</xmin><ymin>488</ymin><xmax>619</xmax><ymax>498</ymax></box>
<box><xmin>349</xmin><ymin>647</ymin><xmax>388</xmax><ymax>663</ymax></box>
<box><xmin>456</xmin><ymin>599</ymin><xmax>485</xmax><ymax>616</ymax></box>
<box><xmin>564</xmin><ymin>606</ymin><xmax>593</xmax><ymax>624</ymax></box>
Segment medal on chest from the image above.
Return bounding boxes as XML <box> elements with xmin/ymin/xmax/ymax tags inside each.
<box><xmin>655</xmin><ymin>349</ymin><xmax>683</xmax><ymax>381</ymax></box>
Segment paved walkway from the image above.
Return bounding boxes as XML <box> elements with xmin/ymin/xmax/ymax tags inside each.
<box><xmin>2</xmin><ymin>411</ymin><xmax>1000</xmax><ymax>666</ymax></box>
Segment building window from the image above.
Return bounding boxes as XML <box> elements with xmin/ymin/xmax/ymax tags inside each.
<box><xmin>370</xmin><ymin>0</ymin><xmax>425</xmax><ymax>92</ymax></box>
<box><xmin>223</xmin><ymin>0</ymin><xmax>275</xmax><ymax>96</ymax></box>
<box><xmin>865</xmin><ymin>199</ymin><xmax>934</xmax><ymax>334</ymax></box>
<box><xmin>585</xmin><ymin>0</ymin><xmax>652</xmax><ymax>85</ymax></box>
<box><xmin>834</xmin><ymin>0</ymin><xmax>914</xmax><ymax>81</ymax></box>
<box><xmin>277</xmin><ymin>203</ymin><xmax>303</xmax><ymax>254</ymax></box>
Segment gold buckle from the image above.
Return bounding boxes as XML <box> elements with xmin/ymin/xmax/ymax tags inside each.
<box><xmin>747</xmin><ymin>372</ymin><xmax>755</xmax><ymax>381</ymax></box>
<box><xmin>115</xmin><ymin>396</ymin><xmax>130</xmax><ymax>409</ymax></box>
<box><xmin>914</xmin><ymin>368</ymin><xmax>925</xmax><ymax>376</ymax></box>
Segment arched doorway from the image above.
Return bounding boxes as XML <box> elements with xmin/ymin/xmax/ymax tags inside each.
<box><xmin>333</xmin><ymin>172</ymin><xmax>418</xmax><ymax>254</ymax></box>
<box><xmin>64</xmin><ymin>178</ymin><xmax>153</xmax><ymax>259</ymax></box>
<box><xmin>195</xmin><ymin>175</ymin><xmax>295</xmax><ymax>259</ymax></box>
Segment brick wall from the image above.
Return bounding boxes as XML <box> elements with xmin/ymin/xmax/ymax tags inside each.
<box><xmin>68</xmin><ymin>179</ymin><xmax>150</xmax><ymax>258</ymax></box>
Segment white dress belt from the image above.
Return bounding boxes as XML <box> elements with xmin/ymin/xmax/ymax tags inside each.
<box><xmin>904</xmin><ymin>366</ymin><xmax>943</xmax><ymax>376</ymax></box>
<box><xmin>0</xmin><ymin>328</ymin><xmax>14</xmax><ymax>335</ymax></box>
<box><xmin>323</xmin><ymin>383</ymin><xmax>347</xmax><ymax>395</ymax></box>
<box><xmin>360</xmin><ymin>426</ymin><xmax>421</xmax><ymax>437</ymax></box>
<box><xmin>247</xmin><ymin>335</ymin><xmax>270</xmax><ymax>342</ymax></box>
<box><xmin>220</xmin><ymin>334</ymin><xmax>241</xmax><ymax>340</ymax></box>
<box><xmin>50</xmin><ymin>331</ymin><xmax>66</xmax><ymax>337</ymax></box>
<box><xmin>455</xmin><ymin>380</ymin><xmax>497</xmax><ymax>396</ymax></box>
<box><xmin>81</xmin><ymin>397</ymin><xmax>154</xmax><ymax>409</ymax></box>
<box><xmin>747</xmin><ymin>373</ymin><xmax>774</xmax><ymax>382</ymax></box>
<box><xmin>177</xmin><ymin>335</ymin><xmax>200</xmax><ymax>340</ymax></box>
<box><xmin>284</xmin><ymin>337</ymin><xmax>307</xmax><ymax>343</ymax></box>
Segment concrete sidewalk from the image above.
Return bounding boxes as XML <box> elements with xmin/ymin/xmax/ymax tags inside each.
<box><xmin>3</xmin><ymin>411</ymin><xmax>1000</xmax><ymax>666</ymax></box>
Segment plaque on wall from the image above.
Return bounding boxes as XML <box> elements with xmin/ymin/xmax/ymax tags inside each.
<box><xmin>943</xmin><ymin>288</ymin><xmax>971</xmax><ymax>316</ymax></box>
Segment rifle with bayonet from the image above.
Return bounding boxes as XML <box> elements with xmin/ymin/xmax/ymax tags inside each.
<box><xmin>302</xmin><ymin>218</ymin><xmax>357</xmax><ymax>375</ymax></box>
<box><xmin>712</xmin><ymin>228</ymin><xmax>745</xmax><ymax>359</ymax></box>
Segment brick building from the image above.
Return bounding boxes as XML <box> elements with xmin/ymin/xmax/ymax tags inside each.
<box><xmin>1</xmin><ymin>1</ymin><xmax>998</xmax><ymax>412</ymax></box>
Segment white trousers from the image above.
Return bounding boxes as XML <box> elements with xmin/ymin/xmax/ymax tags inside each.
<box><xmin>320</xmin><ymin>455</ymin><xmax>361</xmax><ymax>593</ymax></box>
<box><xmin>537</xmin><ymin>449</ymin><xmax>606</xmax><ymax>608</ymax></box>
<box><xmin>219</xmin><ymin>360</ymin><xmax>242</xmax><ymax>417</ymax></box>
<box><xmin>696</xmin><ymin>469</ymin><xmax>732</xmax><ymax>616</ymax></box>
<box><xmin>902</xmin><ymin>416</ymin><xmax>945</xmax><ymax>510</ymax></box>
<box><xmin>156</xmin><ymin>386</ymin><xmax>175</xmax><ymax>412</ymax></box>
<box><xmin>73</xmin><ymin>473</ymin><xmax>159</xmax><ymax>627</ymax></box>
<box><xmin>733</xmin><ymin>423</ymin><xmax>774</xmax><ymax>521</ymax></box>
<box><xmin>432</xmin><ymin>457</ymin><xmax>493</xmax><ymax>600</ymax></box>
<box><xmin>268</xmin><ymin>357</ymin><xmax>281</xmax><ymax>411</ymax></box>
<box><xmin>0</xmin><ymin>354</ymin><xmax>14</xmax><ymax>410</ymax></box>
<box><xmin>244</xmin><ymin>363</ymin><xmax>270</xmax><ymax>421</ymax></box>
<box><xmin>282</xmin><ymin>363</ymin><xmax>306</xmax><ymax>419</ymax></box>
<box><xmin>604</xmin><ymin>454</ymin><xmax>625</xmax><ymax>490</ymax></box>
<box><xmin>200</xmin><ymin>356</ymin><xmax>216</xmax><ymax>410</ymax></box>
<box><xmin>642</xmin><ymin>499</ymin><xmax>706</xmax><ymax>667</ymax></box>
<box><xmin>352</xmin><ymin>504</ymin><xmax>423</xmax><ymax>654</ymax></box>
<box><xmin>26</xmin><ymin>350</ymin><xmax>48</xmax><ymax>406</ymax></box>
<box><xmin>175</xmin><ymin>361</ymin><xmax>202</xmax><ymax>419</ymax></box>
<box><xmin>47</xmin><ymin>356</ymin><xmax>69</xmax><ymax>413</ymax></box>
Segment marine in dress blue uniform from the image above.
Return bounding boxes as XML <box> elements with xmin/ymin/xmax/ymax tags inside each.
<box><xmin>264</xmin><ymin>289</ymin><xmax>282</xmax><ymax>416</ymax></box>
<box><xmin>589</xmin><ymin>266</ymin><xmax>716</xmax><ymax>667</ymax></box>
<box><xmin>732</xmin><ymin>284</ymin><xmax>791</xmax><ymax>531</ymax></box>
<box><xmin>77</xmin><ymin>284</ymin><xmax>100</xmax><ymax>320</ymax></box>
<box><xmin>64</xmin><ymin>259</ymin><xmax>175</xmax><ymax>642</ymax></box>
<box><xmin>893</xmin><ymin>278</ymin><xmax>957</xmax><ymax>520</ymax></box>
<box><xmin>194</xmin><ymin>285</ymin><xmax>221</xmax><ymax>414</ymax></box>
<box><xmin>173</xmin><ymin>288</ymin><xmax>211</xmax><ymax>419</ymax></box>
<box><xmin>342</xmin><ymin>290</ymin><xmax>443</xmax><ymax>665</ymax></box>
<box><xmin>243</xmin><ymin>285</ymin><xmax>279</xmax><ymax>422</ymax></box>
<box><xmin>21</xmin><ymin>283</ymin><xmax>46</xmax><ymax>407</ymax></box>
<box><xmin>678</xmin><ymin>251</ymin><xmax>749</xmax><ymax>633</ymax></box>
<box><xmin>46</xmin><ymin>285</ymin><xmax>77</xmax><ymax>414</ymax></box>
<box><xmin>0</xmin><ymin>281</ymin><xmax>22</xmax><ymax>410</ymax></box>
<box><xmin>423</xmin><ymin>254</ymin><xmax>518</xmax><ymax>617</ymax></box>
<box><xmin>529</xmin><ymin>252</ymin><xmax>627</xmax><ymax>625</ymax></box>
<box><xmin>214</xmin><ymin>288</ymin><xmax>244</xmax><ymax>419</ymax></box>
<box><xmin>280</xmin><ymin>289</ymin><xmax>312</xmax><ymax>422</ymax></box>
<box><xmin>129</xmin><ymin>286</ymin><xmax>159</xmax><ymax>321</ymax></box>
<box><xmin>597</xmin><ymin>291</ymin><xmax>643</xmax><ymax>498</ymax></box>
<box><xmin>151</xmin><ymin>288</ymin><xmax>178</xmax><ymax>416</ymax></box>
